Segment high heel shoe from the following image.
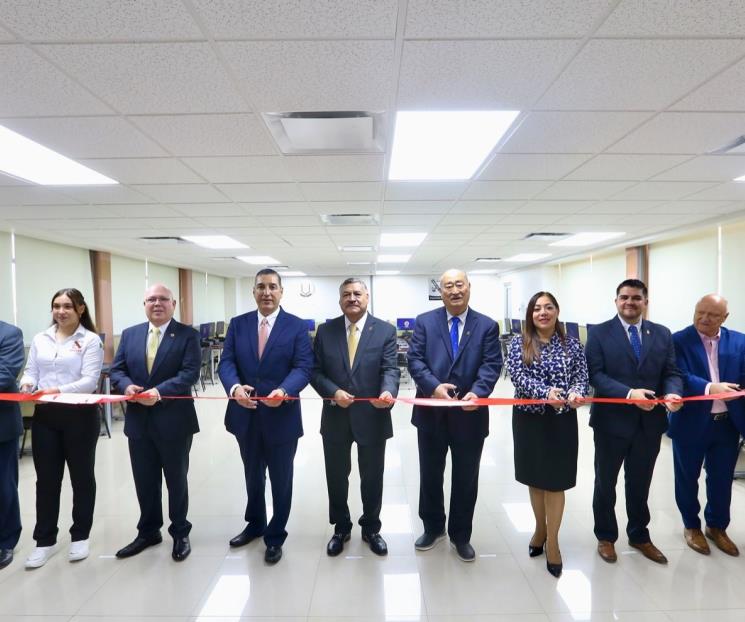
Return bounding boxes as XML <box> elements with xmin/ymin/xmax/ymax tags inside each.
<box><xmin>529</xmin><ymin>542</ymin><xmax>545</xmax><ymax>557</ymax></box>
<box><xmin>546</xmin><ymin>558</ymin><xmax>563</xmax><ymax>577</ymax></box>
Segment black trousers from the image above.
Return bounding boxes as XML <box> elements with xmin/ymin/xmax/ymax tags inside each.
<box><xmin>0</xmin><ymin>438</ymin><xmax>21</xmax><ymax>549</ymax></box>
<box><xmin>593</xmin><ymin>426</ymin><xmax>662</xmax><ymax>544</ymax></box>
<box><xmin>417</xmin><ymin>430</ymin><xmax>484</xmax><ymax>544</ymax></box>
<box><xmin>236</xmin><ymin>433</ymin><xmax>298</xmax><ymax>547</ymax></box>
<box><xmin>31</xmin><ymin>404</ymin><xmax>99</xmax><ymax>546</ymax></box>
<box><xmin>128</xmin><ymin>432</ymin><xmax>193</xmax><ymax>539</ymax></box>
<box><xmin>323</xmin><ymin>436</ymin><xmax>386</xmax><ymax>535</ymax></box>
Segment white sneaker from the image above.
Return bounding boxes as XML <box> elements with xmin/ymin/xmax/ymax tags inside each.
<box><xmin>68</xmin><ymin>540</ymin><xmax>89</xmax><ymax>562</ymax></box>
<box><xmin>25</xmin><ymin>545</ymin><xmax>57</xmax><ymax>569</ymax></box>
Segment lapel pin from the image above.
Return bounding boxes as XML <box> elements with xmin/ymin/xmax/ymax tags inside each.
<box><xmin>170</xmin><ymin>333</ymin><xmax>175</xmax><ymax>337</ymax></box>
<box><xmin>466</xmin><ymin>331</ymin><xmax>471</xmax><ymax>336</ymax></box>
<box><xmin>645</xmin><ymin>330</ymin><xmax>650</xmax><ymax>335</ymax></box>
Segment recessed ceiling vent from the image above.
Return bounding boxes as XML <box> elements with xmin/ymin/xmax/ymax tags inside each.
<box><xmin>523</xmin><ymin>232</ymin><xmax>568</xmax><ymax>241</ymax></box>
<box><xmin>138</xmin><ymin>236</ymin><xmax>185</xmax><ymax>245</ymax></box>
<box><xmin>263</xmin><ymin>111</ymin><xmax>385</xmax><ymax>154</ymax></box>
<box><xmin>320</xmin><ymin>213</ymin><xmax>380</xmax><ymax>226</ymax></box>
<box><xmin>709</xmin><ymin>135</ymin><xmax>745</xmax><ymax>155</ymax></box>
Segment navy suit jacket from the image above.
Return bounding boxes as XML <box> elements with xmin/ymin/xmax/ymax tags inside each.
<box><xmin>670</xmin><ymin>324</ymin><xmax>745</xmax><ymax>442</ymax></box>
<box><xmin>311</xmin><ymin>314</ymin><xmax>400</xmax><ymax>445</ymax></box>
<box><xmin>407</xmin><ymin>306</ymin><xmax>502</xmax><ymax>441</ymax></box>
<box><xmin>0</xmin><ymin>321</ymin><xmax>25</xmax><ymax>443</ymax></box>
<box><xmin>218</xmin><ymin>307</ymin><xmax>313</xmax><ymax>445</ymax></box>
<box><xmin>586</xmin><ymin>316</ymin><xmax>683</xmax><ymax>439</ymax></box>
<box><xmin>110</xmin><ymin>320</ymin><xmax>201</xmax><ymax>440</ymax></box>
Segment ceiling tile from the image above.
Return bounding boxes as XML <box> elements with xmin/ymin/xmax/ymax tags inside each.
<box><xmin>478</xmin><ymin>154</ymin><xmax>590</xmax><ymax>181</ymax></box>
<box><xmin>79</xmin><ymin>158</ymin><xmax>203</xmax><ymax>184</ymax></box>
<box><xmin>682</xmin><ymin>183</ymin><xmax>745</xmax><ymax>201</ymax></box>
<box><xmin>216</xmin><ymin>183</ymin><xmax>304</xmax><ymax>202</ymax></box>
<box><xmin>40</xmin><ymin>43</ymin><xmax>245</xmax><ymax>114</ymax></box>
<box><xmin>132</xmin><ymin>184</ymin><xmax>230</xmax><ymax>203</ymax></box>
<box><xmin>580</xmin><ymin>201</ymin><xmax>663</xmax><ymax>214</ymax></box>
<box><xmin>385</xmin><ymin>182</ymin><xmax>466</xmax><ymax>201</ymax></box>
<box><xmin>398</xmin><ymin>40</ymin><xmax>580</xmax><ymax>108</ymax></box>
<box><xmin>554</xmin><ymin>214</ymin><xmax>624</xmax><ymax>226</ymax></box>
<box><xmin>0</xmin><ymin>0</ymin><xmax>201</xmax><ymax>40</ymax></box>
<box><xmin>502</xmin><ymin>111</ymin><xmax>652</xmax><ymax>153</ymax></box>
<box><xmin>566</xmin><ymin>154</ymin><xmax>691</xmax><ymax>181</ymax></box>
<box><xmin>611</xmin><ymin>181</ymin><xmax>717</xmax><ymax>201</ymax></box>
<box><xmin>0</xmin><ymin>187</ymin><xmax>78</xmax><ymax>206</ymax></box>
<box><xmin>181</xmin><ymin>156</ymin><xmax>291</xmax><ymax>184</ymax></box>
<box><xmin>438</xmin><ymin>214</ymin><xmax>506</xmax><ymax>226</ymax></box>
<box><xmin>258</xmin><ymin>215</ymin><xmax>320</xmax><ymax>227</ymax></box>
<box><xmin>105</xmin><ymin>204</ymin><xmax>185</xmax><ymax>218</ymax></box>
<box><xmin>0</xmin><ymin>45</ymin><xmax>111</xmax><ymax>116</ymax></box>
<box><xmin>308</xmin><ymin>201</ymin><xmax>380</xmax><ymax>215</ymax></box>
<box><xmin>451</xmin><ymin>201</ymin><xmax>523</xmax><ymax>214</ymax></box>
<box><xmin>0</xmin><ymin>23</ymin><xmax>13</xmax><ymax>40</ymax></box>
<box><xmin>462</xmin><ymin>181</ymin><xmax>552</xmax><ymax>201</ymax></box>
<box><xmin>381</xmin><ymin>214</ymin><xmax>442</xmax><ymax>227</ymax></box>
<box><xmin>245</xmin><ymin>202</ymin><xmax>314</xmax><ymax>216</ymax></box>
<box><xmin>536</xmin><ymin>181</ymin><xmax>635</xmax><ymax>200</ymax></box>
<box><xmin>130</xmin><ymin>114</ymin><xmax>276</xmax><ymax>156</ymax></box>
<box><xmin>649</xmin><ymin>200</ymin><xmax>738</xmax><ymax>214</ymax></box>
<box><xmin>193</xmin><ymin>0</ymin><xmax>397</xmax><ymax>38</ymax></box>
<box><xmin>301</xmin><ymin>182</ymin><xmax>383</xmax><ymax>202</ymax></box>
<box><xmin>220</xmin><ymin>41</ymin><xmax>394</xmax><ymax>110</ymax></box>
<box><xmin>519</xmin><ymin>201</ymin><xmax>590</xmax><ymax>214</ymax></box>
<box><xmin>0</xmin><ymin>205</ymin><xmax>118</xmax><ymax>219</ymax></box>
<box><xmin>0</xmin><ymin>173</ymin><xmax>28</xmax><ymax>186</ymax></box>
<box><xmin>598</xmin><ymin>0</ymin><xmax>745</xmax><ymax>36</ymax></box>
<box><xmin>673</xmin><ymin>57</ymin><xmax>745</xmax><ymax>112</ymax></box>
<box><xmin>0</xmin><ymin>116</ymin><xmax>167</xmax><ymax>158</ymax></box>
<box><xmin>171</xmin><ymin>203</ymin><xmax>246</xmax><ymax>217</ymax></box>
<box><xmin>405</xmin><ymin>0</ymin><xmax>615</xmax><ymax>38</ymax></box>
<box><xmin>653</xmin><ymin>155</ymin><xmax>745</xmax><ymax>182</ymax></box>
<box><xmin>608</xmin><ymin>112</ymin><xmax>745</xmax><ymax>154</ymax></box>
<box><xmin>383</xmin><ymin>201</ymin><xmax>453</xmax><ymax>214</ymax></box>
<box><xmin>285</xmin><ymin>155</ymin><xmax>385</xmax><ymax>182</ymax></box>
<box><xmin>540</xmin><ymin>39</ymin><xmax>745</xmax><ymax>110</ymax></box>
<box><xmin>57</xmin><ymin>185</ymin><xmax>155</xmax><ymax>205</ymax></box>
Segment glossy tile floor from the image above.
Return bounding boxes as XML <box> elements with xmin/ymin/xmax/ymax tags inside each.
<box><xmin>3</xmin><ymin>379</ymin><xmax>745</xmax><ymax>622</ymax></box>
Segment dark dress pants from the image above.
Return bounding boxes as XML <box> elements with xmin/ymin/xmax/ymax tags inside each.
<box><xmin>0</xmin><ymin>438</ymin><xmax>21</xmax><ymax>549</ymax></box>
<box><xmin>672</xmin><ymin>415</ymin><xmax>740</xmax><ymax>530</ymax></box>
<box><xmin>31</xmin><ymin>404</ymin><xmax>99</xmax><ymax>546</ymax></box>
<box><xmin>417</xmin><ymin>428</ymin><xmax>484</xmax><ymax>544</ymax></box>
<box><xmin>323</xmin><ymin>435</ymin><xmax>386</xmax><ymax>535</ymax></box>
<box><xmin>236</xmin><ymin>432</ymin><xmax>298</xmax><ymax>547</ymax></box>
<box><xmin>593</xmin><ymin>426</ymin><xmax>661</xmax><ymax>544</ymax></box>
<box><xmin>128</xmin><ymin>432</ymin><xmax>193</xmax><ymax>538</ymax></box>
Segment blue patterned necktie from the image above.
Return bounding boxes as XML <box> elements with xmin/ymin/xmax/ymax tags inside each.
<box><xmin>628</xmin><ymin>324</ymin><xmax>642</xmax><ymax>361</ymax></box>
<box><xmin>450</xmin><ymin>316</ymin><xmax>460</xmax><ymax>358</ymax></box>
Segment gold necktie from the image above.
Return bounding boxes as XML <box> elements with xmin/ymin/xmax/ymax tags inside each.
<box><xmin>348</xmin><ymin>323</ymin><xmax>358</xmax><ymax>366</ymax></box>
<box><xmin>147</xmin><ymin>326</ymin><xmax>160</xmax><ymax>373</ymax></box>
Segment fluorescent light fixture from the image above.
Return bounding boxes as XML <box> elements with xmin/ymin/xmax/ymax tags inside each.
<box><xmin>339</xmin><ymin>245</ymin><xmax>375</xmax><ymax>252</ymax></box>
<box><xmin>735</xmin><ymin>174</ymin><xmax>745</xmax><ymax>182</ymax></box>
<box><xmin>470</xmin><ymin>269</ymin><xmax>498</xmax><ymax>274</ymax></box>
<box><xmin>181</xmin><ymin>235</ymin><xmax>247</xmax><ymax>249</ymax></box>
<box><xmin>504</xmin><ymin>253</ymin><xmax>551</xmax><ymax>262</ymax></box>
<box><xmin>236</xmin><ymin>256</ymin><xmax>281</xmax><ymax>265</ymax></box>
<box><xmin>475</xmin><ymin>257</ymin><xmax>501</xmax><ymax>263</ymax></box>
<box><xmin>376</xmin><ymin>270</ymin><xmax>400</xmax><ymax>275</ymax></box>
<box><xmin>377</xmin><ymin>254</ymin><xmax>411</xmax><ymax>263</ymax></box>
<box><xmin>347</xmin><ymin>261</ymin><xmax>371</xmax><ymax>265</ymax></box>
<box><xmin>0</xmin><ymin>125</ymin><xmax>118</xmax><ymax>185</ymax></box>
<box><xmin>380</xmin><ymin>232</ymin><xmax>427</xmax><ymax>248</ymax></box>
<box><xmin>278</xmin><ymin>271</ymin><xmax>306</xmax><ymax>277</ymax></box>
<box><xmin>388</xmin><ymin>110</ymin><xmax>520</xmax><ymax>181</ymax></box>
<box><xmin>550</xmin><ymin>232</ymin><xmax>625</xmax><ymax>247</ymax></box>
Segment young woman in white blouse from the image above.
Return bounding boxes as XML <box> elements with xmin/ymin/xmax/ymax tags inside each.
<box><xmin>20</xmin><ymin>288</ymin><xmax>104</xmax><ymax>569</ymax></box>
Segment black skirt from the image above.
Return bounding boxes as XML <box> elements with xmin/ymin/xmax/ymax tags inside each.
<box><xmin>512</xmin><ymin>405</ymin><xmax>578</xmax><ymax>491</ymax></box>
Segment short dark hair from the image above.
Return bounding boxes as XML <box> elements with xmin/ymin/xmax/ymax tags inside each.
<box><xmin>254</xmin><ymin>268</ymin><xmax>281</xmax><ymax>287</ymax></box>
<box><xmin>50</xmin><ymin>288</ymin><xmax>97</xmax><ymax>332</ymax></box>
<box><xmin>616</xmin><ymin>278</ymin><xmax>647</xmax><ymax>298</ymax></box>
<box><xmin>338</xmin><ymin>277</ymin><xmax>367</xmax><ymax>295</ymax></box>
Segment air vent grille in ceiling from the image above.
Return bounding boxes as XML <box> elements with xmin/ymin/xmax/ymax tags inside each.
<box><xmin>523</xmin><ymin>232</ymin><xmax>568</xmax><ymax>241</ymax></box>
<box><xmin>138</xmin><ymin>236</ymin><xmax>185</xmax><ymax>245</ymax></box>
<box><xmin>320</xmin><ymin>213</ymin><xmax>380</xmax><ymax>226</ymax></box>
<box><xmin>709</xmin><ymin>135</ymin><xmax>745</xmax><ymax>155</ymax></box>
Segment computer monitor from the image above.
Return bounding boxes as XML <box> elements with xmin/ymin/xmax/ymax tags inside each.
<box><xmin>199</xmin><ymin>323</ymin><xmax>211</xmax><ymax>340</ymax></box>
<box><xmin>397</xmin><ymin>318</ymin><xmax>415</xmax><ymax>330</ymax></box>
<box><xmin>511</xmin><ymin>319</ymin><xmax>522</xmax><ymax>334</ymax></box>
<box><xmin>305</xmin><ymin>319</ymin><xmax>316</xmax><ymax>331</ymax></box>
<box><xmin>215</xmin><ymin>321</ymin><xmax>225</xmax><ymax>337</ymax></box>
<box><xmin>565</xmin><ymin>321</ymin><xmax>580</xmax><ymax>340</ymax></box>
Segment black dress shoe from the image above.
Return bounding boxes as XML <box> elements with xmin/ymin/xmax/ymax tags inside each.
<box><xmin>0</xmin><ymin>548</ymin><xmax>13</xmax><ymax>570</ymax></box>
<box><xmin>546</xmin><ymin>559</ymin><xmax>563</xmax><ymax>578</ymax></box>
<box><xmin>229</xmin><ymin>527</ymin><xmax>262</xmax><ymax>548</ymax></box>
<box><xmin>414</xmin><ymin>531</ymin><xmax>446</xmax><ymax>551</ymax></box>
<box><xmin>116</xmin><ymin>533</ymin><xmax>163</xmax><ymax>559</ymax></box>
<box><xmin>265</xmin><ymin>545</ymin><xmax>282</xmax><ymax>564</ymax></box>
<box><xmin>451</xmin><ymin>541</ymin><xmax>476</xmax><ymax>562</ymax></box>
<box><xmin>326</xmin><ymin>533</ymin><xmax>350</xmax><ymax>557</ymax></box>
<box><xmin>529</xmin><ymin>542</ymin><xmax>545</xmax><ymax>557</ymax></box>
<box><xmin>362</xmin><ymin>533</ymin><xmax>388</xmax><ymax>556</ymax></box>
<box><xmin>172</xmin><ymin>536</ymin><xmax>191</xmax><ymax>562</ymax></box>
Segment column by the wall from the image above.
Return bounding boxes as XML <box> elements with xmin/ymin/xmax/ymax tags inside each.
<box><xmin>89</xmin><ymin>250</ymin><xmax>114</xmax><ymax>363</ymax></box>
<box><xmin>179</xmin><ymin>268</ymin><xmax>193</xmax><ymax>326</ymax></box>
<box><xmin>625</xmin><ymin>245</ymin><xmax>649</xmax><ymax>282</ymax></box>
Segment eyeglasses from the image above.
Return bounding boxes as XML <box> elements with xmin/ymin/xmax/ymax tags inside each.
<box><xmin>145</xmin><ymin>296</ymin><xmax>172</xmax><ymax>304</ymax></box>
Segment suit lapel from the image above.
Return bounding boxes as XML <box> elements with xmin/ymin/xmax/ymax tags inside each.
<box><xmin>150</xmin><ymin>321</ymin><xmax>177</xmax><ymax>378</ymax></box>
<box><xmin>351</xmin><ymin>315</ymin><xmax>376</xmax><ymax>375</ymax></box>
<box><xmin>437</xmin><ymin>307</ymin><xmax>454</xmax><ymax>362</ymax></box>
<box><xmin>259</xmin><ymin>308</ymin><xmax>283</xmax><ymax>362</ymax></box>
<box><xmin>247</xmin><ymin>312</ymin><xmax>259</xmax><ymax>360</ymax></box>
<box><xmin>717</xmin><ymin>328</ymin><xmax>729</xmax><ymax>380</ymax></box>
<box><xmin>611</xmin><ymin>316</ymin><xmax>638</xmax><ymax>365</ymax></box>
<box><xmin>331</xmin><ymin>317</ymin><xmax>352</xmax><ymax>373</ymax></box>
<box><xmin>452</xmin><ymin>310</ymin><xmax>476</xmax><ymax>366</ymax></box>
<box><xmin>638</xmin><ymin>320</ymin><xmax>655</xmax><ymax>367</ymax></box>
<box><xmin>688</xmin><ymin>326</ymin><xmax>711</xmax><ymax>380</ymax></box>
<box><xmin>134</xmin><ymin>323</ymin><xmax>150</xmax><ymax>379</ymax></box>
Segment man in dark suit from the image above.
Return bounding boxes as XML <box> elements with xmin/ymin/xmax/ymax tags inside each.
<box><xmin>110</xmin><ymin>283</ymin><xmax>201</xmax><ymax>562</ymax></box>
<box><xmin>407</xmin><ymin>269</ymin><xmax>502</xmax><ymax>562</ymax></box>
<box><xmin>0</xmin><ymin>321</ymin><xmax>25</xmax><ymax>570</ymax></box>
<box><xmin>586</xmin><ymin>278</ymin><xmax>683</xmax><ymax>565</ymax></box>
<box><xmin>670</xmin><ymin>294</ymin><xmax>745</xmax><ymax>557</ymax></box>
<box><xmin>311</xmin><ymin>277</ymin><xmax>400</xmax><ymax>557</ymax></box>
<box><xmin>218</xmin><ymin>268</ymin><xmax>313</xmax><ymax>565</ymax></box>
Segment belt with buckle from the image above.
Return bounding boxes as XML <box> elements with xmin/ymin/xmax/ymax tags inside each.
<box><xmin>712</xmin><ymin>412</ymin><xmax>728</xmax><ymax>421</ymax></box>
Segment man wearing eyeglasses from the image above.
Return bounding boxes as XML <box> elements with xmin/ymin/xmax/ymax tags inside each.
<box><xmin>407</xmin><ymin>269</ymin><xmax>502</xmax><ymax>562</ymax></box>
<box><xmin>218</xmin><ymin>268</ymin><xmax>313</xmax><ymax>565</ymax></box>
<box><xmin>110</xmin><ymin>284</ymin><xmax>201</xmax><ymax>562</ymax></box>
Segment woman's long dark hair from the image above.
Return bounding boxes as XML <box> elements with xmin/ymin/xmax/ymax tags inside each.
<box><xmin>521</xmin><ymin>291</ymin><xmax>564</xmax><ymax>366</ymax></box>
<box><xmin>50</xmin><ymin>288</ymin><xmax>97</xmax><ymax>332</ymax></box>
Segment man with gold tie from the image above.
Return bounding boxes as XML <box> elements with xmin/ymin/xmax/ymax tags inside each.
<box><xmin>110</xmin><ymin>284</ymin><xmax>201</xmax><ymax>562</ymax></box>
<box><xmin>311</xmin><ymin>278</ymin><xmax>400</xmax><ymax>557</ymax></box>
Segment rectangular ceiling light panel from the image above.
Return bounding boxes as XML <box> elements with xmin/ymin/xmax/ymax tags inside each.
<box><xmin>380</xmin><ymin>232</ymin><xmax>427</xmax><ymax>247</ymax></box>
<box><xmin>236</xmin><ymin>255</ymin><xmax>281</xmax><ymax>265</ymax></box>
<box><xmin>388</xmin><ymin>110</ymin><xmax>520</xmax><ymax>181</ymax></box>
<box><xmin>182</xmin><ymin>235</ymin><xmax>247</xmax><ymax>249</ymax></box>
<box><xmin>504</xmin><ymin>253</ymin><xmax>551</xmax><ymax>262</ymax></box>
<box><xmin>550</xmin><ymin>232</ymin><xmax>625</xmax><ymax>247</ymax></box>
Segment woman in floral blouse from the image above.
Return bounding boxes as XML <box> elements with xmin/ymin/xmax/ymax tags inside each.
<box><xmin>506</xmin><ymin>291</ymin><xmax>589</xmax><ymax>578</ymax></box>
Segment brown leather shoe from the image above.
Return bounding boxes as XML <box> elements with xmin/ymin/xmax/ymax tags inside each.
<box><xmin>705</xmin><ymin>527</ymin><xmax>740</xmax><ymax>557</ymax></box>
<box><xmin>684</xmin><ymin>528</ymin><xmax>710</xmax><ymax>555</ymax></box>
<box><xmin>597</xmin><ymin>540</ymin><xmax>617</xmax><ymax>563</ymax></box>
<box><xmin>629</xmin><ymin>541</ymin><xmax>668</xmax><ymax>564</ymax></box>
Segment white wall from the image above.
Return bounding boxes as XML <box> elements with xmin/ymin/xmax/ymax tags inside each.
<box><xmin>499</xmin><ymin>265</ymin><xmax>557</xmax><ymax>322</ymax></box>
<box><xmin>721</xmin><ymin>222</ymin><xmax>745</xmax><ymax>331</ymax></box>
<box><xmin>0</xmin><ymin>232</ymin><xmax>13</xmax><ymax>324</ymax></box>
<box><xmin>111</xmin><ymin>254</ymin><xmax>147</xmax><ymax>333</ymax></box>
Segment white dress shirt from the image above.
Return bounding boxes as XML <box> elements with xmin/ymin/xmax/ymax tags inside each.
<box><xmin>344</xmin><ymin>311</ymin><xmax>368</xmax><ymax>339</ymax></box>
<box><xmin>148</xmin><ymin>318</ymin><xmax>172</xmax><ymax>347</ymax></box>
<box><xmin>617</xmin><ymin>315</ymin><xmax>643</xmax><ymax>344</ymax></box>
<box><xmin>20</xmin><ymin>325</ymin><xmax>104</xmax><ymax>393</ymax></box>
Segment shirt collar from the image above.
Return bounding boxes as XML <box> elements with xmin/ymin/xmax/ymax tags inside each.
<box><xmin>345</xmin><ymin>311</ymin><xmax>368</xmax><ymax>332</ymax></box>
<box><xmin>149</xmin><ymin>319</ymin><xmax>172</xmax><ymax>333</ymax></box>
<box><xmin>447</xmin><ymin>308</ymin><xmax>468</xmax><ymax>324</ymax></box>
<box><xmin>44</xmin><ymin>324</ymin><xmax>86</xmax><ymax>340</ymax></box>
<box><xmin>617</xmin><ymin>315</ymin><xmax>642</xmax><ymax>333</ymax></box>
<box><xmin>259</xmin><ymin>306</ymin><xmax>281</xmax><ymax>325</ymax></box>
<box><xmin>696</xmin><ymin>328</ymin><xmax>721</xmax><ymax>342</ymax></box>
